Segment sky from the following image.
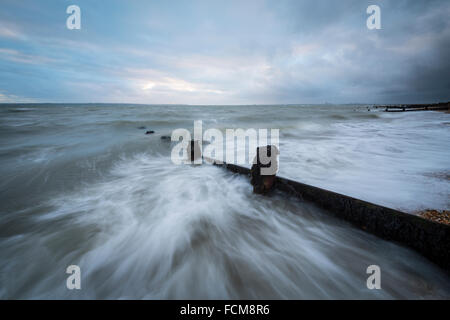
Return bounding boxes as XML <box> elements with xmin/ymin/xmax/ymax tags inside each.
<box><xmin>0</xmin><ymin>0</ymin><xmax>449</xmax><ymax>105</ymax></box>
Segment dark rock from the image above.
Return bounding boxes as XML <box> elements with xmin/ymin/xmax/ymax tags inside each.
<box><xmin>138</xmin><ymin>126</ymin><xmax>146</xmax><ymax>130</ymax></box>
<box><xmin>161</xmin><ymin>135</ymin><xmax>171</xmax><ymax>140</ymax></box>
<box><xmin>145</xmin><ymin>130</ymin><xmax>155</xmax><ymax>135</ymax></box>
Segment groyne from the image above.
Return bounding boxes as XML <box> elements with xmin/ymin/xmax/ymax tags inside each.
<box><xmin>204</xmin><ymin>157</ymin><xmax>450</xmax><ymax>271</ymax></box>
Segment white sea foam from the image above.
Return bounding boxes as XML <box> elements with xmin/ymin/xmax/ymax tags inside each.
<box><xmin>1</xmin><ymin>153</ymin><xmax>449</xmax><ymax>299</ymax></box>
<box><xmin>280</xmin><ymin>110</ymin><xmax>450</xmax><ymax>212</ymax></box>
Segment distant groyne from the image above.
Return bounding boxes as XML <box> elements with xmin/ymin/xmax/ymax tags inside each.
<box><xmin>375</xmin><ymin>102</ymin><xmax>450</xmax><ymax>113</ymax></box>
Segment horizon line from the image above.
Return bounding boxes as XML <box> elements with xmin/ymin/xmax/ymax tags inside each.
<box><xmin>1</xmin><ymin>101</ymin><xmax>449</xmax><ymax>107</ymax></box>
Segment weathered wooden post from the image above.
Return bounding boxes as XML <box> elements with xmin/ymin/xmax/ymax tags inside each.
<box><xmin>186</xmin><ymin>140</ymin><xmax>202</xmax><ymax>163</ymax></box>
<box><xmin>250</xmin><ymin>145</ymin><xmax>279</xmax><ymax>194</ymax></box>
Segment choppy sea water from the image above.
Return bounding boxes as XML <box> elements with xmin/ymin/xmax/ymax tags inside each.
<box><xmin>0</xmin><ymin>104</ymin><xmax>449</xmax><ymax>299</ymax></box>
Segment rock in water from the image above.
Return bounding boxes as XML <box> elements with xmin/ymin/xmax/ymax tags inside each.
<box><xmin>250</xmin><ymin>145</ymin><xmax>279</xmax><ymax>194</ymax></box>
<box><xmin>145</xmin><ymin>130</ymin><xmax>155</xmax><ymax>135</ymax></box>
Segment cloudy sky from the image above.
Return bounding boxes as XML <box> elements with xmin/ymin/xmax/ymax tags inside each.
<box><xmin>0</xmin><ymin>0</ymin><xmax>449</xmax><ymax>104</ymax></box>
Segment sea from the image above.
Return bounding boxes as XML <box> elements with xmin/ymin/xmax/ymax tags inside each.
<box><xmin>0</xmin><ymin>103</ymin><xmax>449</xmax><ymax>299</ymax></box>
